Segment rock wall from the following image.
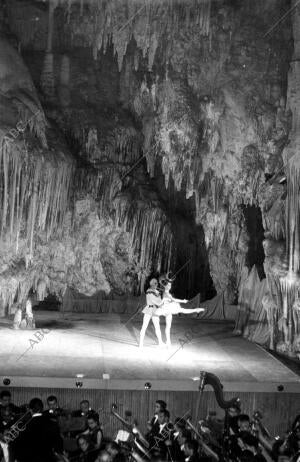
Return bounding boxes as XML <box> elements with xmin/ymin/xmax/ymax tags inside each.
<box><xmin>0</xmin><ymin>34</ymin><xmax>174</xmax><ymax>316</ymax></box>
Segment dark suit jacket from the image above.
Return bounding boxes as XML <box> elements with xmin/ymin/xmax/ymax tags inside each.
<box><xmin>170</xmin><ymin>435</ymin><xmax>185</xmax><ymax>462</ymax></box>
<box><xmin>150</xmin><ymin>415</ymin><xmax>160</xmax><ymax>435</ymax></box>
<box><xmin>13</xmin><ymin>414</ymin><xmax>63</xmax><ymax>462</ymax></box>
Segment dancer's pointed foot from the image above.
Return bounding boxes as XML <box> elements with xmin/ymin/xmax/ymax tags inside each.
<box><xmin>195</xmin><ymin>308</ymin><xmax>205</xmax><ymax>316</ymax></box>
<box><xmin>166</xmin><ymin>341</ymin><xmax>172</xmax><ymax>348</ymax></box>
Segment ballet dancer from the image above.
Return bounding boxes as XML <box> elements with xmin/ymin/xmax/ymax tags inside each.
<box><xmin>155</xmin><ymin>280</ymin><xmax>205</xmax><ymax>347</ymax></box>
<box><xmin>139</xmin><ymin>278</ymin><xmax>164</xmax><ymax>348</ymax></box>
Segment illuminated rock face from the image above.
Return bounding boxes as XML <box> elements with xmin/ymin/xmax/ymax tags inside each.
<box><xmin>0</xmin><ymin>34</ymin><xmax>173</xmax><ymax>315</ymax></box>
<box><xmin>1</xmin><ymin>0</ymin><xmax>299</xmax><ymax>358</ymax></box>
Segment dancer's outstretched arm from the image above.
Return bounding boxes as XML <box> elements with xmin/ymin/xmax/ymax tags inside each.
<box><xmin>173</xmin><ymin>297</ymin><xmax>188</xmax><ymax>303</ymax></box>
<box><xmin>167</xmin><ymin>293</ymin><xmax>188</xmax><ymax>304</ymax></box>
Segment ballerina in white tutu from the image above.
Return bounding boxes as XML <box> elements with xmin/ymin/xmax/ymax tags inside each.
<box><xmin>155</xmin><ymin>281</ymin><xmax>205</xmax><ymax>347</ymax></box>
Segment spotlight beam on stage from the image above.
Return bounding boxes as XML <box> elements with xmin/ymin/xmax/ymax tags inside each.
<box><xmin>14</xmin><ymin>317</ymin><xmax>220</xmax><ymax>364</ymax></box>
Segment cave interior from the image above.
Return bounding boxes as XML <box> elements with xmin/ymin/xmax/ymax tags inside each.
<box><xmin>0</xmin><ymin>0</ymin><xmax>300</xmax><ymax>359</ymax></box>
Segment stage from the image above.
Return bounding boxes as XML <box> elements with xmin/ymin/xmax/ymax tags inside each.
<box><xmin>0</xmin><ymin>311</ymin><xmax>299</xmax><ymax>392</ymax></box>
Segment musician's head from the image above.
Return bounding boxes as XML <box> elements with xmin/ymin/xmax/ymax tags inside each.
<box><xmin>96</xmin><ymin>450</ymin><xmax>111</xmax><ymax>462</ymax></box>
<box><xmin>184</xmin><ymin>439</ymin><xmax>199</xmax><ymax>456</ymax></box>
<box><xmin>80</xmin><ymin>399</ymin><xmax>90</xmax><ymax>413</ymax></box>
<box><xmin>0</xmin><ymin>404</ymin><xmax>14</xmax><ymax>418</ymax></box>
<box><xmin>228</xmin><ymin>403</ymin><xmax>241</xmax><ymax>417</ymax></box>
<box><xmin>105</xmin><ymin>441</ymin><xmax>119</xmax><ymax>458</ymax></box>
<box><xmin>87</xmin><ymin>411</ymin><xmax>100</xmax><ymax>429</ymax></box>
<box><xmin>29</xmin><ymin>398</ymin><xmax>43</xmax><ymax>415</ymax></box>
<box><xmin>0</xmin><ymin>391</ymin><xmax>11</xmax><ymax>407</ymax></box>
<box><xmin>149</xmin><ymin>278</ymin><xmax>158</xmax><ymax>289</ymax></box>
<box><xmin>155</xmin><ymin>400</ymin><xmax>167</xmax><ymax>414</ymax></box>
<box><xmin>78</xmin><ymin>435</ymin><xmax>89</xmax><ymax>452</ymax></box>
<box><xmin>178</xmin><ymin>429</ymin><xmax>192</xmax><ymax>446</ymax></box>
<box><xmin>238</xmin><ymin>414</ymin><xmax>251</xmax><ymax>432</ymax></box>
<box><xmin>174</xmin><ymin>417</ymin><xmax>186</xmax><ymax>432</ymax></box>
<box><xmin>158</xmin><ymin>409</ymin><xmax>170</xmax><ymax>424</ymax></box>
<box><xmin>47</xmin><ymin>395</ymin><xmax>58</xmax><ymax>410</ymax></box>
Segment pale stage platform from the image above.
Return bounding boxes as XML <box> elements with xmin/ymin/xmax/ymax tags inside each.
<box><xmin>0</xmin><ymin>311</ymin><xmax>299</xmax><ymax>392</ymax></box>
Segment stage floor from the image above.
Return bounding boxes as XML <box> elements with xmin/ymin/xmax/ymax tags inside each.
<box><xmin>0</xmin><ymin>312</ymin><xmax>299</xmax><ymax>391</ymax></box>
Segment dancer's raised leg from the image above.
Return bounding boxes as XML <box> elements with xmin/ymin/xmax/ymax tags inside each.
<box><xmin>152</xmin><ymin>316</ymin><xmax>164</xmax><ymax>346</ymax></box>
<box><xmin>177</xmin><ymin>307</ymin><xmax>205</xmax><ymax>314</ymax></box>
<box><xmin>139</xmin><ymin>314</ymin><xmax>151</xmax><ymax>348</ymax></box>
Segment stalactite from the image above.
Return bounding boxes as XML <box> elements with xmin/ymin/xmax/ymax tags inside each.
<box><xmin>59</xmin><ymin>54</ymin><xmax>71</xmax><ymax>107</ymax></box>
<box><xmin>0</xmin><ymin>140</ymin><xmax>74</xmax><ymax>257</ymax></box>
<box><xmin>67</xmin><ymin>0</ymin><xmax>72</xmax><ymax>23</ymax></box>
<box><xmin>1</xmin><ymin>143</ymin><xmax>8</xmax><ymax>237</ymax></box>
<box><xmin>9</xmin><ymin>155</ymin><xmax>17</xmax><ymax>240</ymax></box>
<box><xmin>277</xmin><ymin>274</ymin><xmax>298</xmax><ymax>349</ymax></box>
<box><xmin>60</xmin><ymin>0</ymin><xmax>211</xmax><ymax>71</ymax></box>
<box><xmin>40</xmin><ymin>52</ymin><xmax>55</xmax><ymax>100</ymax></box>
<box><xmin>40</xmin><ymin>1</ymin><xmax>56</xmax><ymax>100</ymax></box>
<box><xmin>113</xmin><ymin>193</ymin><xmax>174</xmax><ymax>284</ymax></box>
<box><xmin>263</xmin><ymin>199</ymin><xmax>285</xmax><ymax>241</ymax></box>
<box><xmin>286</xmin><ymin>156</ymin><xmax>300</xmax><ymax>273</ymax></box>
<box><xmin>148</xmin><ymin>33</ymin><xmax>158</xmax><ymax>70</ymax></box>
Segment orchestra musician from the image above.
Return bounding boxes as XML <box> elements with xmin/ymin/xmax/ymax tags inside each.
<box><xmin>146</xmin><ymin>400</ymin><xmax>167</xmax><ymax>441</ymax></box>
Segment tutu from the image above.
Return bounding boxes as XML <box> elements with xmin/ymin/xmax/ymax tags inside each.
<box><xmin>155</xmin><ymin>301</ymin><xmax>182</xmax><ymax>316</ymax></box>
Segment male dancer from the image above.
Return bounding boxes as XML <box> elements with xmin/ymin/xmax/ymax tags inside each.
<box><xmin>139</xmin><ymin>278</ymin><xmax>164</xmax><ymax>348</ymax></box>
